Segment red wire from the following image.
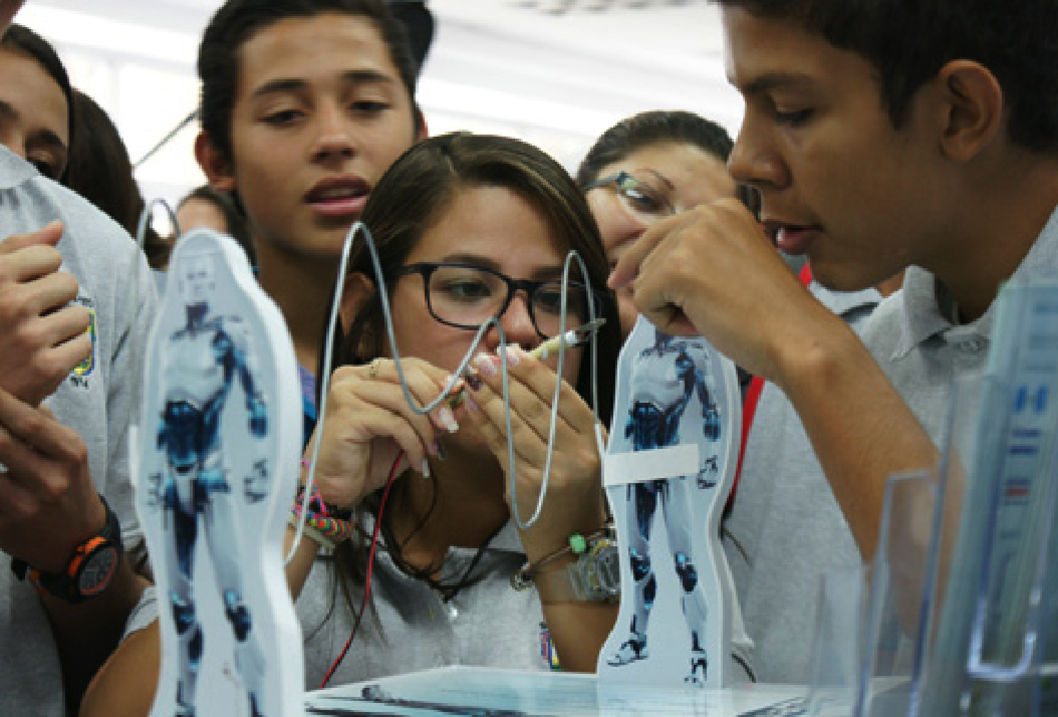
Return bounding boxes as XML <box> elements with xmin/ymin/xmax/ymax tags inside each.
<box><xmin>318</xmin><ymin>450</ymin><xmax>404</xmax><ymax>689</ymax></box>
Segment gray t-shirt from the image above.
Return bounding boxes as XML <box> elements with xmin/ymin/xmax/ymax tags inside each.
<box><xmin>297</xmin><ymin>516</ymin><xmax>758</xmax><ymax>689</ymax></box>
<box><xmin>296</xmin><ymin>520</ymin><xmax>549</xmax><ymax>687</ymax></box>
<box><xmin>722</xmin><ymin>282</ymin><xmax>881</xmax><ymax>685</ymax></box>
<box><xmin>0</xmin><ymin>145</ymin><xmax>157</xmax><ymax>715</ymax></box>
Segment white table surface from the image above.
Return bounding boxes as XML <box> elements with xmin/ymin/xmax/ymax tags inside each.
<box><xmin>303</xmin><ymin>666</ymin><xmax>830</xmax><ymax>716</ymax></box>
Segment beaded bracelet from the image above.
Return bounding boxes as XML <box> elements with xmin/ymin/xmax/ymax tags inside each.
<box><xmin>298</xmin><ymin>460</ymin><xmax>354</xmax><ymax>520</ymax></box>
<box><xmin>287</xmin><ymin>514</ymin><xmax>343</xmax><ymax>550</ymax></box>
<box><xmin>288</xmin><ymin>513</ymin><xmax>356</xmax><ymax>546</ymax></box>
<box><xmin>291</xmin><ymin>479</ymin><xmax>354</xmax><ymax>548</ymax></box>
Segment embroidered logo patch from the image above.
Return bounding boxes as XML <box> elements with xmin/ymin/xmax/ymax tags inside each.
<box><xmin>72</xmin><ymin>307</ymin><xmax>97</xmax><ymax>379</ymax></box>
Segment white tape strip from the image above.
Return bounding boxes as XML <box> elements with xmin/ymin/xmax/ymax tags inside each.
<box><xmin>603</xmin><ymin>443</ymin><xmax>700</xmax><ymax>487</ymax></box>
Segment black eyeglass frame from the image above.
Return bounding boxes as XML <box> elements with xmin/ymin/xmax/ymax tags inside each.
<box><xmin>395</xmin><ymin>261</ymin><xmax>602</xmax><ymax>341</ymax></box>
<box><xmin>581</xmin><ymin>171</ymin><xmax>676</xmax><ymax>217</ymax></box>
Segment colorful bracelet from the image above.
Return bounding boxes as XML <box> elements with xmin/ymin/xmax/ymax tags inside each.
<box><xmin>309</xmin><ymin>515</ymin><xmax>354</xmax><ymax>541</ymax></box>
<box><xmin>298</xmin><ymin>460</ymin><xmax>354</xmax><ymax>520</ymax></box>
<box><xmin>288</xmin><ymin>514</ymin><xmax>341</xmax><ymax>550</ymax></box>
<box><xmin>291</xmin><ymin>477</ymin><xmax>355</xmax><ymax>548</ymax></box>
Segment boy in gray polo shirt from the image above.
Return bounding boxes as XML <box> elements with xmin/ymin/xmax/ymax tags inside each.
<box><xmin>610</xmin><ymin>0</ymin><xmax>1058</xmax><ymax>684</ymax></box>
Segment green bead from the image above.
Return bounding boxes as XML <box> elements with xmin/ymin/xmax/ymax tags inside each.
<box><xmin>569</xmin><ymin>533</ymin><xmax>587</xmax><ymax>554</ymax></box>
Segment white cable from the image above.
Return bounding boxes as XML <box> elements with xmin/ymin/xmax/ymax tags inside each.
<box><xmin>129</xmin><ymin>198</ymin><xmax>178</xmax><ymax>433</ymax></box>
<box><xmin>277</xmin><ymin>222</ymin><xmax>602</xmax><ymax>558</ymax></box>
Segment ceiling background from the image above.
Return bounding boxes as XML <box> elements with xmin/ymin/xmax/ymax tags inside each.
<box><xmin>15</xmin><ymin>0</ymin><xmax>741</xmax><ymax>207</ymax></box>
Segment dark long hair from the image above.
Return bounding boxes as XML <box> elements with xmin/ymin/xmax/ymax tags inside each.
<box><xmin>63</xmin><ymin>90</ymin><xmax>171</xmax><ymax>268</ymax></box>
<box><xmin>1</xmin><ymin>24</ymin><xmax>75</xmax><ymax>180</ymax></box>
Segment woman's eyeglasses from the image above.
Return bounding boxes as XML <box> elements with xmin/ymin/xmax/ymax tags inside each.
<box><xmin>396</xmin><ymin>262</ymin><xmax>598</xmax><ymax>340</ymax></box>
<box><xmin>583</xmin><ymin>171</ymin><xmax>676</xmax><ymax>224</ymax></box>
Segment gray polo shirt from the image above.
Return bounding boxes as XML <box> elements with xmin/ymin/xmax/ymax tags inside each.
<box><xmin>865</xmin><ymin>206</ymin><xmax>1058</xmax><ymax>448</ymax></box>
<box><xmin>0</xmin><ymin>145</ymin><xmax>156</xmax><ymax>715</ymax></box>
<box><xmin>722</xmin><ymin>282</ymin><xmax>882</xmax><ymax>685</ymax></box>
<box><xmin>724</xmin><ymin>204</ymin><xmax>1058</xmax><ymax>686</ymax></box>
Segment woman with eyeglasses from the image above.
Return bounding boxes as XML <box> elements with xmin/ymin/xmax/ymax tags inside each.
<box><xmin>578</xmin><ymin>110</ymin><xmax>760</xmax><ymax>339</ymax></box>
<box><xmin>283</xmin><ymin>131</ymin><xmax>624</xmax><ymax>687</ymax></box>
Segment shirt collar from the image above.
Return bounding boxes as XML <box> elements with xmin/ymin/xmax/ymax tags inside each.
<box><xmin>810</xmin><ymin>282</ymin><xmax>881</xmax><ymax>318</ymax></box>
<box><xmin>890</xmin><ymin>204</ymin><xmax>1058</xmax><ymax>360</ymax></box>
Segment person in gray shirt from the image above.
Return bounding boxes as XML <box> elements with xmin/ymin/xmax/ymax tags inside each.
<box><xmin>610</xmin><ymin>0</ymin><xmax>1058</xmax><ymax>685</ymax></box>
<box><xmin>0</xmin><ymin>2</ymin><xmax>156</xmax><ymax>713</ymax></box>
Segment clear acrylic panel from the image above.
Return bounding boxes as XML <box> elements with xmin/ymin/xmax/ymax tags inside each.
<box><xmin>806</xmin><ymin>563</ymin><xmax>868</xmax><ymax>717</ymax></box>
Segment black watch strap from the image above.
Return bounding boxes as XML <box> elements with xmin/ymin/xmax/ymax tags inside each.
<box><xmin>10</xmin><ymin>494</ymin><xmax>124</xmax><ymax>603</ymax></box>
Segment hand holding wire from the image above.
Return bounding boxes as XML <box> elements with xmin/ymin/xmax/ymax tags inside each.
<box><xmin>293</xmin><ymin>223</ymin><xmax>605</xmax><ymax>561</ymax></box>
<box><xmin>307</xmin><ymin>358</ymin><xmax>458</xmax><ymax>509</ymax></box>
<box><xmin>462</xmin><ymin>346</ymin><xmax>608</xmax><ymax>563</ymax></box>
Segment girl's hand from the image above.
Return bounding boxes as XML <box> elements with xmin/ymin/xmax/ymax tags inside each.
<box><xmin>306</xmin><ymin>358</ymin><xmax>460</xmax><ymax>507</ymax></box>
<box><xmin>464</xmin><ymin>346</ymin><xmax>607</xmax><ymax>563</ymax></box>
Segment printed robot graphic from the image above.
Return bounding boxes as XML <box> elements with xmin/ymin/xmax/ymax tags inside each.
<box><xmin>136</xmin><ymin>229</ymin><xmax>304</xmax><ymax>717</ymax></box>
<box><xmin>599</xmin><ymin>315</ymin><xmax>741</xmax><ymax>690</ymax></box>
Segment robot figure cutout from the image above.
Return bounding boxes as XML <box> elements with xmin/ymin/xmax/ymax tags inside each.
<box><xmin>155</xmin><ymin>250</ymin><xmax>269</xmax><ymax>715</ymax></box>
<box><xmin>600</xmin><ymin>315</ymin><xmax>740</xmax><ymax>691</ymax></box>
<box><xmin>137</xmin><ymin>230</ymin><xmax>304</xmax><ymax>717</ymax></box>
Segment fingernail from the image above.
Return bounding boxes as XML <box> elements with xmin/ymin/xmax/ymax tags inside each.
<box><xmin>464</xmin><ymin>393</ymin><xmax>480</xmax><ymax>412</ymax></box>
<box><xmin>422</xmin><ymin>459</ymin><xmax>431</xmax><ymax>478</ymax></box>
<box><xmin>438</xmin><ymin>406</ymin><xmax>459</xmax><ymax>433</ymax></box>
<box><xmin>474</xmin><ymin>353</ymin><xmax>497</xmax><ymax>378</ymax></box>
<box><xmin>501</xmin><ymin>344</ymin><xmax>522</xmax><ymax>367</ymax></box>
<box><xmin>465</xmin><ymin>371</ymin><xmax>483</xmax><ymax>392</ymax></box>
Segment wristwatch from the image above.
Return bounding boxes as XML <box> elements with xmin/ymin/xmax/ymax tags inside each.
<box><xmin>10</xmin><ymin>494</ymin><xmax>124</xmax><ymax>603</ymax></box>
<box><xmin>559</xmin><ymin>533</ymin><xmax>621</xmax><ymax>602</ymax></box>
<box><xmin>512</xmin><ymin>526</ymin><xmax>621</xmax><ymax>603</ymax></box>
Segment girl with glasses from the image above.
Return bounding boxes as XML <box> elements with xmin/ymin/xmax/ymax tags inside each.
<box><xmin>287</xmin><ymin>131</ymin><xmax>623</xmax><ymax>686</ymax></box>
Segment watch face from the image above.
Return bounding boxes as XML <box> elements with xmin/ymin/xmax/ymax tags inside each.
<box><xmin>588</xmin><ymin>542</ymin><xmax>622</xmax><ymax>599</ymax></box>
<box><xmin>79</xmin><ymin>546</ymin><xmax>119</xmax><ymax>597</ymax></box>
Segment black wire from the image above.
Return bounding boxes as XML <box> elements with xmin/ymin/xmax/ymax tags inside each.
<box><xmin>133</xmin><ymin>108</ymin><xmax>198</xmax><ymax>170</ymax></box>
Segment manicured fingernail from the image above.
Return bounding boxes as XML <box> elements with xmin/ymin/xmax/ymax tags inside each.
<box><xmin>422</xmin><ymin>459</ymin><xmax>431</xmax><ymax>478</ymax></box>
<box><xmin>474</xmin><ymin>353</ymin><xmax>497</xmax><ymax>378</ymax></box>
<box><xmin>438</xmin><ymin>406</ymin><xmax>459</xmax><ymax>433</ymax></box>
<box><xmin>465</xmin><ymin>371</ymin><xmax>483</xmax><ymax>391</ymax></box>
<box><xmin>501</xmin><ymin>344</ymin><xmax>522</xmax><ymax>367</ymax></box>
<box><xmin>464</xmin><ymin>393</ymin><xmax>480</xmax><ymax>412</ymax></box>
